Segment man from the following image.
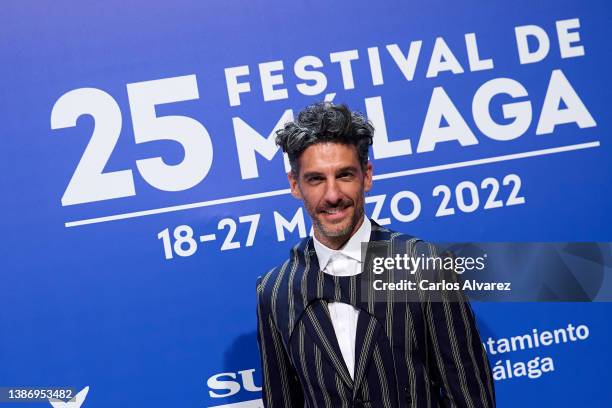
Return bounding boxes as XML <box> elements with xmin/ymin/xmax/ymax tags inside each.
<box><xmin>256</xmin><ymin>102</ymin><xmax>495</xmax><ymax>407</ymax></box>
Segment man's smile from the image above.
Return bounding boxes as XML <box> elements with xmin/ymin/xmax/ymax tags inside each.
<box><xmin>319</xmin><ymin>204</ymin><xmax>352</xmax><ymax>221</ymax></box>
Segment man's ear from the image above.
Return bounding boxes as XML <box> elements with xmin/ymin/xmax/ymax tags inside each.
<box><xmin>287</xmin><ymin>171</ymin><xmax>302</xmax><ymax>199</ymax></box>
<box><xmin>364</xmin><ymin>161</ymin><xmax>373</xmax><ymax>192</ymax></box>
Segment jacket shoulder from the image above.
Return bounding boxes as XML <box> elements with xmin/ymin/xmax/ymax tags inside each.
<box><xmin>256</xmin><ymin>262</ymin><xmax>284</xmax><ymax>302</ymax></box>
<box><xmin>255</xmin><ymin>238</ymin><xmax>309</xmax><ymax>308</ymax></box>
<box><xmin>371</xmin><ymin>221</ymin><xmax>420</xmax><ymax>245</ymax></box>
<box><xmin>370</xmin><ymin>221</ymin><xmax>442</xmax><ymax>257</ymax></box>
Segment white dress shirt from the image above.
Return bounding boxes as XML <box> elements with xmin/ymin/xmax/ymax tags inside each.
<box><xmin>313</xmin><ymin>217</ymin><xmax>371</xmax><ymax>380</ymax></box>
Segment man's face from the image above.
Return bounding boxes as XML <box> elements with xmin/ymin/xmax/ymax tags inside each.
<box><xmin>288</xmin><ymin>142</ymin><xmax>372</xmax><ymax>248</ymax></box>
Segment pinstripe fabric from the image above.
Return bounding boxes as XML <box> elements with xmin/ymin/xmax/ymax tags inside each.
<box><xmin>256</xmin><ymin>220</ymin><xmax>495</xmax><ymax>407</ymax></box>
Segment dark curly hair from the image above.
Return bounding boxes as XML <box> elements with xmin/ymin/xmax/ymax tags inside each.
<box><xmin>275</xmin><ymin>102</ymin><xmax>374</xmax><ymax>176</ymax></box>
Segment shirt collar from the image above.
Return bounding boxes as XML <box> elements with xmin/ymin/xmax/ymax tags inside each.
<box><xmin>313</xmin><ymin>216</ymin><xmax>371</xmax><ymax>271</ymax></box>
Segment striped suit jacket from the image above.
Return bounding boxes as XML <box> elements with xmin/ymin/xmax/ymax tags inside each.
<box><xmin>256</xmin><ymin>220</ymin><xmax>495</xmax><ymax>408</ymax></box>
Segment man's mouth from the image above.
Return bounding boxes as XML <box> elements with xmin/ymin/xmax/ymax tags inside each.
<box><xmin>319</xmin><ymin>205</ymin><xmax>351</xmax><ymax>221</ymax></box>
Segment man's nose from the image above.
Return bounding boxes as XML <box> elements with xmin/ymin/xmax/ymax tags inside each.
<box><xmin>323</xmin><ymin>179</ymin><xmax>343</xmax><ymax>204</ymax></box>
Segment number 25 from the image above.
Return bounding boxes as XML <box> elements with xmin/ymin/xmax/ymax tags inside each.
<box><xmin>50</xmin><ymin>74</ymin><xmax>213</xmax><ymax>206</ymax></box>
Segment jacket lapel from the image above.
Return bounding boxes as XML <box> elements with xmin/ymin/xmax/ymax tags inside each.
<box><xmin>299</xmin><ymin>239</ymin><xmax>354</xmax><ymax>388</ymax></box>
<box><xmin>302</xmin><ymin>298</ymin><xmax>354</xmax><ymax>388</ymax></box>
<box><xmin>352</xmin><ymin>308</ymin><xmax>382</xmax><ymax>397</ymax></box>
<box><xmin>353</xmin><ymin>220</ymin><xmax>394</xmax><ymax>396</ymax></box>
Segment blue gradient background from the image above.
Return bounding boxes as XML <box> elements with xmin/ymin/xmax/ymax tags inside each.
<box><xmin>1</xmin><ymin>1</ymin><xmax>610</xmax><ymax>406</ymax></box>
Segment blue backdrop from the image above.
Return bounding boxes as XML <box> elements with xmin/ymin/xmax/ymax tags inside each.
<box><xmin>2</xmin><ymin>1</ymin><xmax>611</xmax><ymax>407</ymax></box>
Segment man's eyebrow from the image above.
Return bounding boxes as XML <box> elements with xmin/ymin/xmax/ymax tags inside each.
<box><xmin>302</xmin><ymin>171</ymin><xmax>324</xmax><ymax>179</ymax></box>
<box><xmin>337</xmin><ymin>166</ymin><xmax>359</xmax><ymax>173</ymax></box>
<box><xmin>302</xmin><ymin>166</ymin><xmax>360</xmax><ymax>178</ymax></box>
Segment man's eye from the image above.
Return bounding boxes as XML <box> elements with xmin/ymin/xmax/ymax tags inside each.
<box><xmin>339</xmin><ymin>172</ymin><xmax>354</xmax><ymax>179</ymax></box>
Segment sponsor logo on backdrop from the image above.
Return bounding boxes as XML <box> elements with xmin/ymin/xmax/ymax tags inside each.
<box><xmin>485</xmin><ymin>323</ymin><xmax>590</xmax><ymax>381</ymax></box>
<box><xmin>207</xmin><ymin>369</ymin><xmax>262</xmax><ymax>407</ymax></box>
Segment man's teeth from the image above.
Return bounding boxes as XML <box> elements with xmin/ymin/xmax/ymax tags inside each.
<box><xmin>324</xmin><ymin>208</ymin><xmax>343</xmax><ymax>214</ymax></box>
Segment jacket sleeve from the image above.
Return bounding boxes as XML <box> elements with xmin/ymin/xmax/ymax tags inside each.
<box><xmin>418</xmin><ymin>242</ymin><xmax>496</xmax><ymax>408</ymax></box>
<box><xmin>256</xmin><ymin>275</ymin><xmax>304</xmax><ymax>408</ymax></box>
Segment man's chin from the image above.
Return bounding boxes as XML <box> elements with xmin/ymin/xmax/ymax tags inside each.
<box><xmin>316</xmin><ymin>220</ymin><xmax>353</xmax><ymax>238</ymax></box>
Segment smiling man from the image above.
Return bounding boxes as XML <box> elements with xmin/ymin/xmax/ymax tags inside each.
<box><xmin>291</xmin><ymin>140</ymin><xmax>371</xmax><ymax>249</ymax></box>
<box><xmin>255</xmin><ymin>102</ymin><xmax>495</xmax><ymax>408</ymax></box>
